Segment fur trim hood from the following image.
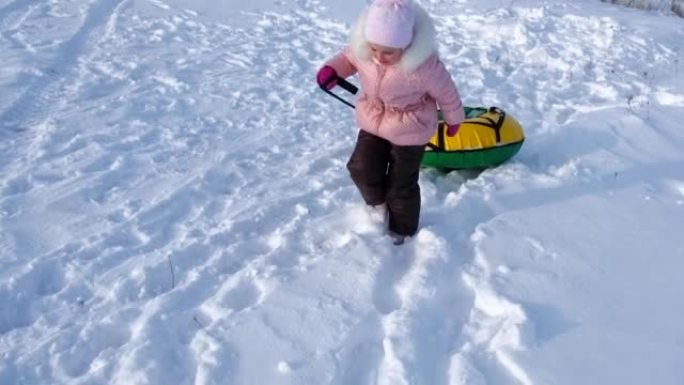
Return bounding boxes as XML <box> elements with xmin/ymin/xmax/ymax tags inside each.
<box><xmin>349</xmin><ymin>1</ymin><xmax>437</xmax><ymax>73</ymax></box>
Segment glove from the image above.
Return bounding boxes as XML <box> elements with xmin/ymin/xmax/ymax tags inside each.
<box><xmin>316</xmin><ymin>65</ymin><xmax>338</xmax><ymax>91</ymax></box>
<box><xmin>446</xmin><ymin>123</ymin><xmax>460</xmax><ymax>137</ymax></box>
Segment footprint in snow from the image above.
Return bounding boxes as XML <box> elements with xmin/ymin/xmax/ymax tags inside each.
<box><xmin>0</xmin><ymin>259</ymin><xmax>66</xmax><ymax>334</ymax></box>
<box><xmin>371</xmin><ymin>247</ymin><xmax>414</xmax><ymax>315</ymax></box>
<box><xmin>2</xmin><ymin>176</ymin><xmax>33</xmax><ymax>197</ymax></box>
<box><xmin>206</xmin><ymin>278</ymin><xmax>264</xmax><ymax>316</ymax></box>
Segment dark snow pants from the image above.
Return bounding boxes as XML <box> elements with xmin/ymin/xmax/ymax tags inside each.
<box><xmin>346</xmin><ymin>130</ymin><xmax>425</xmax><ymax>236</ymax></box>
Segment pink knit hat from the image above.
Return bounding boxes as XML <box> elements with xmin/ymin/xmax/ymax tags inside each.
<box><xmin>364</xmin><ymin>0</ymin><xmax>416</xmax><ymax>49</ymax></box>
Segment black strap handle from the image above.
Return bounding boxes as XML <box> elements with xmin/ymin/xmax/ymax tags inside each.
<box><xmin>336</xmin><ymin>77</ymin><xmax>358</xmax><ymax>95</ymax></box>
<box><xmin>319</xmin><ymin>76</ymin><xmax>358</xmax><ymax>109</ymax></box>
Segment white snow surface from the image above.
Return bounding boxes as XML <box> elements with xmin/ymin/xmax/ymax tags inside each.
<box><xmin>1</xmin><ymin>0</ymin><xmax>684</xmax><ymax>384</ymax></box>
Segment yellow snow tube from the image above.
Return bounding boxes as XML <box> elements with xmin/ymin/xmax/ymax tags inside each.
<box><xmin>422</xmin><ymin>106</ymin><xmax>525</xmax><ymax>169</ymax></box>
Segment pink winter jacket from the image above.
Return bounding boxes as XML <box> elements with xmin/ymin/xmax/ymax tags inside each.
<box><xmin>325</xmin><ymin>3</ymin><xmax>464</xmax><ymax>146</ymax></box>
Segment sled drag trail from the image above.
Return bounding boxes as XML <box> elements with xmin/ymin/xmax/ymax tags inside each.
<box><xmin>453</xmin><ymin>227</ymin><xmax>532</xmax><ymax>385</ymax></box>
<box><xmin>369</xmin><ymin>230</ymin><xmax>470</xmax><ymax>385</ymax></box>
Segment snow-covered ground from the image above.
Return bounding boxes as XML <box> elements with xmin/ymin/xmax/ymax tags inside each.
<box><xmin>1</xmin><ymin>0</ymin><xmax>683</xmax><ymax>384</ymax></box>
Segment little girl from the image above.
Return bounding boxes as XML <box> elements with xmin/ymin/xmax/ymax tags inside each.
<box><xmin>317</xmin><ymin>0</ymin><xmax>464</xmax><ymax>245</ymax></box>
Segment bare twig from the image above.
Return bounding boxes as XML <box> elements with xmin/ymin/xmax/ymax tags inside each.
<box><xmin>167</xmin><ymin>254</ymin><xmax>176</xmax><ymax>289</ymax></box>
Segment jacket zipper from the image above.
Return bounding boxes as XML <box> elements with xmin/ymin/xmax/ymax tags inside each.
<box><xmin>375</xmin><ymin>64</ymin><xmax>387</xmax><ymax>137</ymax></box>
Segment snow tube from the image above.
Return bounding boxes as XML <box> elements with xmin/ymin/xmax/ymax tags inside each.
<box><xmin>422</xmin><ymin>106</ymin><xmax>525</xmax><ymax>169</ymax></box>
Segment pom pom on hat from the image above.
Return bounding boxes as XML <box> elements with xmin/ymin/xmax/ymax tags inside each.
<box><xmin>364</xmin><ymin>0</ymin><xmax>416</xmax><ymax>49</ymax></box>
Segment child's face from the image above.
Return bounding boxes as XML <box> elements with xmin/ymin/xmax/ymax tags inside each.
<box><xmin>369</xmin><ymin>43</ymin><xmax>403</xmax><ymax>66</ymax></box>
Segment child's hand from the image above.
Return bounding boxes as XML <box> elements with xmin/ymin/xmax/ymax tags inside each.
<box><xmin>446</xmin><ymin>123</ymin><xmax>460</xmax><ymax>137</ymax></box>
<box><xmin>316</xmin><ymin>65</ymin><xmax>338</xmax><ymax>90</ymax></box>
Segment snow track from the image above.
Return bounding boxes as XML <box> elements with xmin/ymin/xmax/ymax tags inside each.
<box><xmin>0</xmin><ymin>0</ymin><xmax>129</xmax><ymax>203</ymax></box>
<box><xmin>1</xmin><ymin>0</ymin><xmax>128</xmax><ymax>130</ymax></box>
<box><xmin>1</xmin><ymin>0</ymin><xmax>683</xmax><ymax>384</ymax></box>
<box><xmin>0</xmin><ymin>0</ymin><xmax>36</xmax><ymax>31</ymax></box>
